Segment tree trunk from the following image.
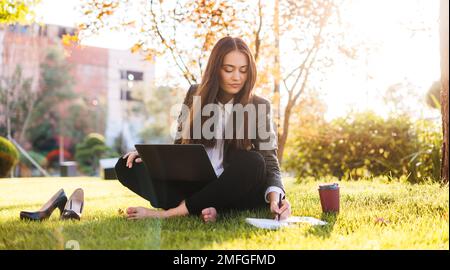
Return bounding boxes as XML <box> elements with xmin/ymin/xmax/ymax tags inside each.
<box><xmin>254</xmin><ymin>0</ymin><xmax>263</xmax><ymax>62</ymax></box>
<box><xmin>277</xmin><ymin>100</ymin><xmax>293</xmax><ymax>164</ymax></box>
<box><xmin>273</xmin><ymin>0</ymin><xmax>281</xmax><ymax>143</ymax></box>
<box><xmin>440</xmin><ymin>0</ymin><xmax>449</xmax><ymax>183</ymax></box>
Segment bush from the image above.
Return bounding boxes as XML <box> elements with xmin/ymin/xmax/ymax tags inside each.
<box><xmin>405</xmin><ymin>119</ymin><xmax>442</xmax><ymax>182</ymax></box>
<box><xmin>20</xmin><ymin>151</ymin><xmax>47</xmax><ymax>167</ymax></box>
<box><xmin>0</xmin><ymin>136</ymin><xmax>20</xmax><ymax>178</ymax></box>
<box><xmin>17</xmin><ymin>151</ymin><xmax>47</xmax><ymax>177</ymax></box>
<box><xmin>75</xmin><ymin>133</ymin><xmax>118</xmax><ymax>176</ymax></box>
<box><xmin>45</xmin><ymin>149</ymin><xmax>72</xmax><ymax>168</ymax></box>
<box><xmin>283</xmin><ymin>111</ymin><xmax>442</xmax><ymax>183</ymax></box>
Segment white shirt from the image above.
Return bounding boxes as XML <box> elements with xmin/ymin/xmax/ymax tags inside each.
<box><xmin>205</xmin><ymin>98</ymin><xmax>233</xmax><ymax>177</ymax></box>
<box><xmin>205</xmin><ymin>98</ymin><xmax>284</xmax><ymax>203</ymax></box>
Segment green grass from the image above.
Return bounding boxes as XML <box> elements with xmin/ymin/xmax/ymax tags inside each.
<box><xmin>0</xmin><ymin>177</ymin><xmax>448</xmax><ymax>250</ymax></box>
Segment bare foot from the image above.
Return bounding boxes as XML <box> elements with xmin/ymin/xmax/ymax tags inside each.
<box><xmin>201</xmin><ymin>207</ymin><xmax>217</xmax><ymax>223</ymax></box>
<box><xmin>126</xmin><ymin>206</ymin><xmax>166</xmax><ymax>220</ymax></box>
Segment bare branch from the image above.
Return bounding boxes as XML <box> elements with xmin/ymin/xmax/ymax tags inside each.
<box><xmin>293</xmin><ymin>64</ymin><xmax>311</xmax><ymax>105</ymax></box>
<box><xmin>253</xmin><ymin>0</ymin><xmax>263</xmax><ymax>62</ymax></box>
<box><xmin>149</xmin><ymin>0</ymin><xmax>195</xmax><ymax>84</ymax></box>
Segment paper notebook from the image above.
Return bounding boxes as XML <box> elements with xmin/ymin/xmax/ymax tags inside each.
<box><xmin>245</xmin><ymin>216</ymin><xmax>328</xmax><ymax>230</ymax></box>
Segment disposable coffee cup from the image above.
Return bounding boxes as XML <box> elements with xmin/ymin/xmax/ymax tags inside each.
<box><xmin>318</xmin><ymin>183</ymin><xmax>340</xmax><ymax>213</ymax></box>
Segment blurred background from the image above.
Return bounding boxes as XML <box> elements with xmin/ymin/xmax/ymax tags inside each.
<box><xmin>0</xmin><ymin>0</ymin><xmax>447</xmax><ymax>183</ymax></box>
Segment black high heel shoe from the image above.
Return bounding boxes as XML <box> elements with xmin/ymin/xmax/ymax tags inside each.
<box><xmin>20</xmin><ymin>189</ymin><xmax>67</xmax><ymax>221</ymax></box>
<box><xmin>60</xmin><ymin>188</ymin><xmax>84</xmax><ymax>221</ymax></box>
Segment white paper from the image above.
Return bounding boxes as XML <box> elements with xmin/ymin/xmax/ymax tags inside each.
<box><xmin>245</xmin><ymin>216</ymin><xmax>327</xmax><ymax>230</ymax></box>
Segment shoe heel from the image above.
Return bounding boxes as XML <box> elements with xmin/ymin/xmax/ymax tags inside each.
<box><xmin>61</xmin><ymin>189</ymin><xmax>84</xmax><ymax>221</ymax></box>
<box><xmin>19</xmin><ymin>189</ymin><xmax>67</xmax><ymax>221</ymax></box>
<box><xmin>57</xmin><ymin>198</ymin><xmax>67</xmax><ymax>215</ymax></box>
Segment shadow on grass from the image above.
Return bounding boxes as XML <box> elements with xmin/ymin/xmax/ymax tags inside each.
<box><xmin>0</xmin><ymin>216</ymin><xmax>163</xmax><ymax>250</ymax></box>
<box><xmin>158</xmin><ymin>206</ymin><xmax>276</xmax><ymax>249</ymax></box>
<box><xmin>305</xmin><ymin>212</ymin><xmax>338</xmax><ymax>239</ymax></box>
<box><xmin>0</xmin><ymin>207</ymin><xmax>275</xmax><ymax>250</ymax></box>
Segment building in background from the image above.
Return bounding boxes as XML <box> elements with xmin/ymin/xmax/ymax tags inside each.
<box><xmin>0</xmin><ymin>23</ymin><xmax>154</xmax><ymax>153</ymax></box>
<box><xmin>107</xmin><ymin>49</ymin><xmax>154</xmax><ymax>151</ymax></box>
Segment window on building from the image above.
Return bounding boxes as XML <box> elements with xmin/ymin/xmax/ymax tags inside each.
<box><xmin>120</xmin><ymin>70</ymin><xmax>144</xmax><ymax>81</ymax></box>
<box><xmin>57</xmin><ymin>28</ymin><xmax>67</xmax><ymax>38</ymax></box>
<box><xmin>38</xmin><ymin>25</ymin><xmax>48</xmax><ymax>37</ymax></box>
<box><xmin>57</xmin><ymin>27</ymin><xmax>75</xmax><ymax>38</ymax></box>
<box><xmin>8</xmin><ymin>24</ymin><xmax>28</xmax><ymax>34</ymax></box>
<box><xmin>120</xmin><ymin>88</ymin><xmax>138</xmax><ymax>101</ymax></box>
<box><xmin>119</xmin><ymin>70</ymin><xmax>145</xmax><ymax>102</ymax></box>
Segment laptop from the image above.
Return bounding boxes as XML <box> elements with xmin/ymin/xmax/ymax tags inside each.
<box><xmin>134</xmin><ymin>144</ymin><xmax>218</xmax><ymax>182</ymax></box>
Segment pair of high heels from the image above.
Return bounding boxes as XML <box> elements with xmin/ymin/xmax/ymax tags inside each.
<box><xmin>20</xmin><ymin>188</ymin><xmax>84</xmax><ymax>221</ymax></box>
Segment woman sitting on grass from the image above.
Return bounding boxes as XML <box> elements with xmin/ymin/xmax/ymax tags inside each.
<box><xmin>115</xmin><ymin>36</ymin><xmax>291</xmax><ymax>222</ymax></box>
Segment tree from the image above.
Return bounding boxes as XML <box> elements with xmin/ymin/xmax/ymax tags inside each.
<box><xmin>79</xmin><ymin>0</ymin><xmax>262</xmax><ymax>84</ymax></box>
<box><xmin>0</xmin><ymin>10</ymin><xmax>40</xmax><ymax>146</ymax></box>
<box><xmin>79</xmin><ymin>0</ymin><xmax>360</xmax><ymax>164</ymax></box>
<box><xmin>0</xmin><ymin>65</ymin><xmax>34</xmax><ymax>143</ymax></box>
<box><xmin>26</xmin><ymin>46</ymin><xmax>76</xmax><ymax>153</ymax></box>
<box><xmin>383</xmin><ymin>81</ymin><xmax>423</xmax><ymax>116</ymax></box>
<box><xmin>0</xmin><ymin>0</ymin><xmax>39</xmax><ymax>25</ymax></box>
<box><xmin>282</xmin><ymin>89</ymin><xmax>327</xmax><ymax>164</ymax></box>
<box><xmin>275</xmin><ymin>0</ymin><xmax>353</xmax><ymax>163</ymax></box>
<box><xmin>75</xmin><ymin>133</ymin><xmax>117</xmax><ymax>176</ymax></box>
<box><xmin>439</xmin><ymin>0</ymin><xmax>449</xmax><ymax>183</ymax></box>
<box><xmin>138</xmin><ymin>85</ymin><xmax>185</xmax><ymax>143</ymax></box>
<box><xmin>272</xmin><ymin>0</ymin><xmax>281</xmax><ymax>142</ymax></box>
<box><xmin>1</xmin><ymin>0</ymin><xmax>42</xmax><ymax>144</ymax></box>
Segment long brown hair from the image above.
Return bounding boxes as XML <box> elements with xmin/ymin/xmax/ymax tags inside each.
<box><xmin>181</xmin><ymin>36</ymin><xmax>257</xmax><ymax>150</ymax></box>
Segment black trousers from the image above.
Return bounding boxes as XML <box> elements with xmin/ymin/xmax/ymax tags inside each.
<box><xmin>115</xmin><ymin>149</ymin><xmax>267</xmax><ymax>215</ymax></box>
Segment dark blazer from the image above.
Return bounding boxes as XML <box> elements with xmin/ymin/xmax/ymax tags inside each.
<box><xmin>174</xmin><ymin>84</ymin><xmax>285</xmax><ymax>194</ymax></box>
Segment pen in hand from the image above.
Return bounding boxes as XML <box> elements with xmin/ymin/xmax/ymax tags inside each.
<box><xmin>277</xmin><ymin>193</ymin><xmax>282</xmax><ymax>221</ymax></box>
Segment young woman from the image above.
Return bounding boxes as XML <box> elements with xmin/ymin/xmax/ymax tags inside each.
<box><xmin>115</xmin><ymin>36</ymin><xmax>291</xmax><ymax>222</ymax></box>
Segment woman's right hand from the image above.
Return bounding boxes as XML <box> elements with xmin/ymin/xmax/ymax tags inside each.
<box><xmin>122</xmin><ymin>150</ymin><xmax>142</xmax><ymax>168</ymax></box>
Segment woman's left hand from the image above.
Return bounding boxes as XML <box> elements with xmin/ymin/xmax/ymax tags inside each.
<box><xmin>269</xmin><ymin>198</ymin><xmax>291</xmax><ymax>221</ymax></box>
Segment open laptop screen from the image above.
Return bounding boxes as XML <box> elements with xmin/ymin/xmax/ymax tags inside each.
<box><xmin>135</xmin><ymin>144</ymin><xmax>218</xmax><ymax>182</ymax></box>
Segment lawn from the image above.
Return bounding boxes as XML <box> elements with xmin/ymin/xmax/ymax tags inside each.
<box><xmin>0</xmin><ymin>176</ymin><xmax>448</xmax><ymax>250</ymax></box>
